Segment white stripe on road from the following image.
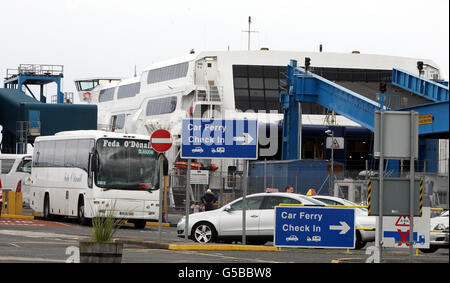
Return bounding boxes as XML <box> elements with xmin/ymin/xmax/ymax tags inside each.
<box><xmin>0</xmin><ymin>256</ymin><xmax>65</xmax><ymax>263</ymax></box>
<box><xmin>0</xmin><ymin>229</ymin><xmax>82</xmax><ymax>239</ymax></box>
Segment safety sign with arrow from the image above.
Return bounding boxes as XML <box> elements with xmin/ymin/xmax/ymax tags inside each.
<box><xmin>274</xmin><ymin>206</ymin><xmax>356</xmax><ymax>249</ymax></box>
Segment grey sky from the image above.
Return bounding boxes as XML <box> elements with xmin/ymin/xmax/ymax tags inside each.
<box><xmin>0</xmin><ymin>0</ymin><xmax>448</xmax><ymax>104</ymax></box>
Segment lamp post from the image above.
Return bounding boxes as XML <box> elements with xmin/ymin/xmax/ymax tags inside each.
<box><xmin>325</xmin><ymin>129</ymin><xmax>334</xmax><ymax>195</ymax></box>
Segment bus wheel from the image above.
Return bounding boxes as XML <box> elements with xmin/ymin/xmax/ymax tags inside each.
<box><xmin>133</xmin><ymin>220</ymin><xmax>147</xmax><ymax>229</ymax></box>
<box><xmin>78</xmin><ymin>197</ymin><xmax>90</xmax><ymax>226</ymax></box>
<box><xmin>43</xmin><ymin>194</ymin><xmax>52</xmax><ymax>220</ymax></box>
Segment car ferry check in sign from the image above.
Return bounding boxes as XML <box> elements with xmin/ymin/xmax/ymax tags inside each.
<box><xmin>275</xmin><ymin>206</ymin><xmax>356</xmax><ymax>249</ymax></box>
<box><xmin>181</xmin><ymin>119</ymin><xmax>258</xmax><ymax>159</ymax></box>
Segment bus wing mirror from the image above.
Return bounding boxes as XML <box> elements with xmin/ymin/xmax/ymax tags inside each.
<box><xmin>90</xmin><ymin>153</ymin><xmax>98</xmax><ymax>172</ymax></box>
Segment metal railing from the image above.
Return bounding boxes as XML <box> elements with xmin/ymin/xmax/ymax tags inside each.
<box><xmin>6</xmin><ymin>64</ymin><xmax>63</xmax><ymax>78</ymax></box>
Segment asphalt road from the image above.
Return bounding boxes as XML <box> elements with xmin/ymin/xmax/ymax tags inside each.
<box><xmin>0</xmin><ymin>215</ymin><xmax>448</xmax><ymax>264</ymax></box>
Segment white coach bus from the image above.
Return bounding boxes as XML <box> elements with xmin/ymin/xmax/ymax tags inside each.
<box><xmin>29</xmin><ymin>130</ymin><xmax>161</xmax><ymax>228</ymax></box>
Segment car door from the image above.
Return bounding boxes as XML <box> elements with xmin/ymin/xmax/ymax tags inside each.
<box><xmin>259</xmin><ymin>196</ymin><xmax>302</xmax><ymax>236</ymax></box>
<box><xmin>219</xmin><ymin>196</ymin><xmax>264</xmax><ymax>236</ymax></box>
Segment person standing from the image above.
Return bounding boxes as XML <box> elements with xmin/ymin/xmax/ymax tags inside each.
<box><xmin>201</xmin><ymin>189</ymin><xmax>218</xmax><ymax>211</ymax></box>
<box><xmin>284</xmin><ymin>185</ymin><xmax>294</xmax><ymax>193</ymax></box>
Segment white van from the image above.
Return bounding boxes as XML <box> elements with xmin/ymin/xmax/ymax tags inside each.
<box><xmin>0</xmin><ymin>154</ymin><xmax>32</xmax><ymax>205</ymax></box>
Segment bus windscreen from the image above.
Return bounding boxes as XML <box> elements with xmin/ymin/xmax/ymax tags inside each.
<box><xmin>95</xmin><ymin>138</ymin><xmax>159</xmax><ymax>190</ymax></box>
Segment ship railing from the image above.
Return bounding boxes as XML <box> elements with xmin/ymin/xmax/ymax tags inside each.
<box><xmin>6</xmin><ymin>64</ymin><xmax>64</xmax><ymax>77</ymax></box>
<box><xmin>194</xmin><ymin>85</ymin><xmax>223</xmax><ymax>103</ymax></box>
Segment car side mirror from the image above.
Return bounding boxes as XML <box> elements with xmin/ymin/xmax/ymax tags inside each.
<box><xmin>224</xmin><ymin>205</ymin><xmax>231</xmax><ymax>212</ymax></box>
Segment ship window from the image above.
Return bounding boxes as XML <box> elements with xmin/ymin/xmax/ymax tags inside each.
<box><xmin>117</xmin><ymin>82</ymin><xmax>140</xmax><ymax>99</ymax></box>
<box><xmin>98</xmin><ymin>87</ymin><xmax>115</xmax><ymax>102</ymax></box>
<box><xmin>233</xmin><ymin>65</ymin><xmax>284</xmax><ymax>113</ymax></box>
<box><xmin>76</xmin><ymin>80</ymin><xmax>99</xmax><ymax>92</ymax></box>
<box><xmin>146</xmin><ymin>96</ymin><xmax>177</xmax><ymax>116</ymax></box>
<box><xmin>147</xmin><ymin>62</ymin><xmax>189</xmax><ymax>85</ymax></box>
<box><xmin>111</xmin><ymin>114</ymin><xmax>126</xmax><ymax>130</ymax></box>
<box><xmin>233</xmin><ymin>64</ymin><xmax>327</xmax><ymax>114</ymax></box>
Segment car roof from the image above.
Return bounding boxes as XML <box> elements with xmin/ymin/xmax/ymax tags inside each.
<box><xmin>311</xmin><ymin>195</ymin><xmax>351</xmax><ymax>203</ymax></box>
<box><xmin>238</xmin><ymin>192</ymin><xmax>325</xmax><ymax>205</ymax></box>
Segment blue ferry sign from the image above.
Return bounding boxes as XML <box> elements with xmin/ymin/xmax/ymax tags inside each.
<box><xmin>181</xmin><ymin>119</ymin><xmax>258</xmax><ymax>159</ymax></box>
<box><xmin>274</xmin><ymin>206</ymin><xmax>356</xmax><ymax>249</ymax></box>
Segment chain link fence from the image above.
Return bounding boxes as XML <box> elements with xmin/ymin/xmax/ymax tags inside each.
<box><xmin>165</xmin><ymin>155</ymin><xmax>448</xmax><ymax>215</ymax></box>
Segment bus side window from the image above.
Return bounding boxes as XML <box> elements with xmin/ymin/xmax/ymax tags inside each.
<box><xmin>64</xmin><ymin>140</ymin><xmax>78</xmax><ymax>167</ymax></box>
<box><xmin>76</xmin><ymin>139</ymin><xmax>91</xmax><ymax>171</ymax></box>
<box><xmin>33</xmin><ymin>142</ymin><xmax>40</xmax><ymax>167</ymax></box>
<box><xmin>54</xmin><ymin>140</ymin><xmax>66</xmax><ymax>167</ymax></box>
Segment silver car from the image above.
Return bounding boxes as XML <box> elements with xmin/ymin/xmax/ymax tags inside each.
<box><xmin>420</xmin><ymin>210</ymin><xmax>449</xmax><ymax>253</ymax></box>
<box><xmin>177</xmin><ymin>192</ymin><xmax>325</xmax><ymax>244</ymax></box>
<box><xmin>311</xmin><ymin>195</ymin><xmax>376</xmax><ymax>249</ymax></box>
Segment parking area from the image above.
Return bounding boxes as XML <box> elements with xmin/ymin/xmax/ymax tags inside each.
<box><xmin>0</xmin><ymin>207</ymin><xmax>448</xmax><ymax>264</ymax></box>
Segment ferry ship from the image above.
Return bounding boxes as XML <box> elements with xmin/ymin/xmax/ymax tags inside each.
<box><xmin>74</xmin><ymin>49</ymin><xmax>442</xmax><ymax>172</ymax></box>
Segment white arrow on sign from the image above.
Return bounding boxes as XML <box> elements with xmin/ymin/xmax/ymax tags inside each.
<box><xmin>329</xmin><ymin>221</ymin><xmax>351</xmax><ymax>234</ymax></box>
<box><xmin>233</xmin><ymin>133</ymin><xmax>254</xmax><ymax>145</ymax></box>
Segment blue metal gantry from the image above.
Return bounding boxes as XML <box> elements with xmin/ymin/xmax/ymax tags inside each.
<box><xmin>392</xmin><ymin>68</ymin><xmax>449</xmax><ymax>102</ymax></box>
<box><xmin>3</xmin><ymin>64</ymin><xmax>65</xmax><ymax>104</ymax></box>
<box><xmin>280</xmin><ymin>59</ymin><xmax>449</xmax><ymax>160</ymax></box>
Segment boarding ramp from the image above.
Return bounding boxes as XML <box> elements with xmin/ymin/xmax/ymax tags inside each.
<box><xmin>392</xmin><ymin>68</ymin><xmax>449</xmax><ymax>102</ymax></box>
<box><xmin>280</xmin><ymin>60</ymin><xmax>449</xmax><ymax>160</ymax></box>
<box><xmin>0</xmin><ymin>88</ymin><xmax>98</xmax><ymax>153</ymax></box>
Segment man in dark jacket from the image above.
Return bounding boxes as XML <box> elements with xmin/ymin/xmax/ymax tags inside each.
<box><xmin>201</xmin><ymin>189</ymin><xmax>218</xmax><ymax>211</ymax></box>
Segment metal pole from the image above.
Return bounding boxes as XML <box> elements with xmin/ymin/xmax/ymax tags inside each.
<box><xmin>378</xmin><ymin>111</ymin><xmax>384</xmax><ymax>262</ymax></box>
<box><xmin>158</xmin><ymin>154</ymin><xmax>164</xmax><ymax>242</ymax></box>
<box><xmin>248</xmin><ymin>16</ymin><xmax>251</xmax><ymax>51</ymax></box>
<box><xmin>242</xmin><ymin>160</ymin><xmax>248</xmax><ymax>245</ymax></box>
<box><xmin>298</xmin><ymin>102</ymin><xmax>302</xmax><ymax>160</ymax></box>
<box><xmin>185</xmin><ymin>159</ymin><xmax>191</xmax><ymax>241</ymax></box>
<box><xmin>409</xmin><ymin>112</ymin><xmax>415</xmax><ymax>262</ymax></box>
<box><xmin>264</xmin><ymin>158</ymin><xmax>267</xmax><ymax>190</ymax></box>
<box><xmin>331</xmin><ymin>130</ymin><xmax>334</xmax><ymax>195</ymax></box>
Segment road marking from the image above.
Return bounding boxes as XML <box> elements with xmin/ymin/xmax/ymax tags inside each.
<box><xmin>0</xmin><ymin>256</ymin><xmax>65</xmax><ymax>263</ymax></box>
<box><xmin>0</xmin><ymin>229</ymin><xmax>83</xmax><ymax>240</ymax></box>
<box><xmin>0</xmin><ymin>218</ymin><xmax>72</xmax><ymax>228</ymax></box>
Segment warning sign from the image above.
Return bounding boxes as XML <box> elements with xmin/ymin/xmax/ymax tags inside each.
<box><xmin>395</xmin><ymin>216</ymin><xmax>410</xmax><ymax>227</ymax></box>
<box><xmin>326</xmin><ymin>137</ymin><xmax>344</xmax><ymax>149</ymax></box>
<box><xmin>419</xmin><ymin>114</ymin><xmax>433</xmax><ymax>125</ymax></box>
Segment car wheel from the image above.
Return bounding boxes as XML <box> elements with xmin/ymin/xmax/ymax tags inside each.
<box><xmin>192</xmin><ymin>222</ymin><xmax>217</xmax><ymax>243</ymax></box>
<box><xmin>354</xmin><ymin>231</ymin><xmax>367</xmax><ymax>250</ymax></box>
<box><xmin>419</xmin><ymin>247</ymin><xmax>439</xmax><ymax>253</ymax></box>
